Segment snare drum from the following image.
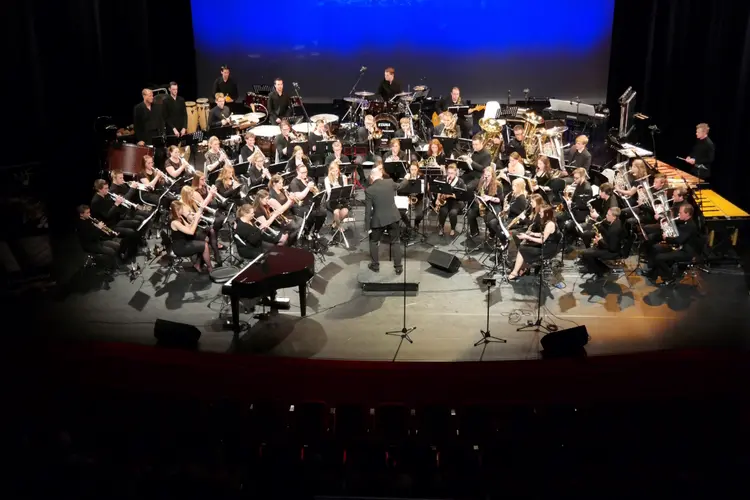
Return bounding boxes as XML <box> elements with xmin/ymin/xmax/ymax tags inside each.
<box><xmin>310</xmin><ymin>113</ymin><xmax>339</xmax><ymax>136</ymax></box>
<box><xmin>368</xmin><ymin>101</ymin><xmax>385</xmax><ymax>115</ymax></box>
<box><xmin>107</xmin><ymin>143</ymin><xmax>153</xmax><ymax>176</ymax></box>
<box><xmin>196</xmin><ymin>98</ymin><xmax>210</xmax><ymax>130</ymax></box>
<box><xmin>293</xmin><ymin>122</ymin><xmax>316</xmax><ymax>134</ymax></box>
<box><xmin>375</xmin><ymin>114</ymin><xmax>398</xmax><ymax>134</ymax></box>
<box><xmin>251</xmin><ymin>124</ymin><xmax>281</xmax><ymax>158</ymax></box>
<box><xmin>185</xmin><ymin>101</ymin><xmax>198</xmax><ymax>133</ymax></box>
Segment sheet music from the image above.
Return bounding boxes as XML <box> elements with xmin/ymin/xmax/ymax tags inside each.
<box><xmin>394</xmin><ymin>196</ymin><xmax>409</xmax><ymax>210</ymax></box>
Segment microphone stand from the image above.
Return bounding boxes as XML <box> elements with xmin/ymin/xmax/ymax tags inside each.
<box><xmin>292</xmin><ymin>83</ymin><xmax>315</xmax><ymax>165</ymax></box>
<box><xmin>517</xmin><ymin>237</ymin><xmax>551</xmax><ymax>334</ymax></box>
<box><xmin>342</xmin><ymin>68</ymin><xmax>367</xmax><ymax>123</ymax></box>
<box><xmin>386</xmin><ymin>209</ymin><xmax>416</xmax><ymax>347</ymax></box>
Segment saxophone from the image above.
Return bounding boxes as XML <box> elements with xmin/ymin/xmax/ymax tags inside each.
<box><xmin>478</xmin><ymin>182</ymin><xmax>487</xmax><ymax>217</ymax></box>
<box><xmin>443</xmin><ymin>114</ymin><xmax>459</xmax><ymax>139</ymax></box>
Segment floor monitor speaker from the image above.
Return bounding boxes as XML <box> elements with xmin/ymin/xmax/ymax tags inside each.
<box><xmin>154</xmin><ymin>319</ymin><xmax>201</xmax><ymax>349</ymax></box>
<box><xmin>427</xmin><ymin>249</ymin><xmax>461</xmax><ymax>274</ymax></box>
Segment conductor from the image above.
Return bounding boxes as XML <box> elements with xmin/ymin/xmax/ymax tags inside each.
<box><xmin>365</xmin><ymin>165</ymin><xmax>409</xmax><ymax>274</ymax></box>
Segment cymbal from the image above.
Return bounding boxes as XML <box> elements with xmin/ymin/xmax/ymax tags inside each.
<box><xmin>344</xmin><ymin>97</ymin><xmax>363</xmax><ymax>103</ymax></box>
<box><xmin>393</xmin><ymin>92</ymin><xmax>412</xmax><ymax>98</ymax></box>
<box><xmin>413</xmin><ymin>85</ymin><xmax>427</xmax><ymax>91</ymax></box>
<box><xmin>355</xmin><ymin>91</ymin><xmax>374</xmax><ymax>97</ymax></box>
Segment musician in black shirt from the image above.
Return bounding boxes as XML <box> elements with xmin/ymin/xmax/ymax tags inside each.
<box><xmin>268</xmin><ymin>78</ymin><xmax>293</xmax><ymax>124</ymax></box>
<box><xmin>212</xmin><ymin>65</ymin><xmax>239</xmax><ymax>103</ymax></box>
<box><xmin>462</xmin><ymin>136</ymin><xmax>492</xmax><ymax>190</ymax></box>
<box><xmin>556</xmin><ymin>168</ymin><xmax>593</xmax><ymax>245</ymax></box>
<box><xmin>377</xmin><ymin>67</ymin><xmax>402</xmax><ymax>102</ymax></box>
<box><xmin>110</xmin><ymin>170</ymin><xmax>148</xmax><ymax>222</ymax></box>
<box><xmin>438</xmin><ymin>164</ymin><xmax>466</xmax><ymax>237</ymax></box>
<box><xmin>579</xmin><ymin>207</ymin><xmax>624</xmax><ymax>277</ymax></box>
<box><xmin>274</xmin><ymin>120</ymin><xmax>296</xmax><ymax>162</ymax></box>
<box><xmin>133</xmin><ymin>88</ymin><xmax>164</xmax><ymax>146</ymax></box>
<box><xmin>239</xmin><ymin>132</ymin><xmax>262</xmax><ymax>162</ymax></box>
<box><xmin>164</xmin><ymin>82</ymin><xmax>187</xmax><ymax>137</ymax></box>
<box><xmin>246</xmin><ymin>153</ymin><xmax>271</xmax><ymax>186</ymax></box>
<box><xmin>437</xmin><ymin>87</ymin><xmax>472</xmax><ymax>138</ymax></box>
<box><xmin>90</xmin><ymin>179</ymin><xmax>141</xmax><ymax>257</ymax></box>
<box><xmin>324</xmin><ymin>140</ymin><xmax>350</xmax><ymax>166</ymax></box>
<box><xmin>580</xmin><ymin>182</ymin><xmax>619</xmax><ymax>247</ymax></box>
<box><xmin>684</xmin><ymin>123</ymin><xmax>715</xmax><ymax>178</ymax></box>
<box><xmin>467</xmin><ymin>167</ymin><xmax>504</xmax><ymax>240</ymax></box>
<box><xmin>209</xmin><ymin>93</ymin><xmax>232</xmax><ymax>129</ymax></box>
<box><xmin>645</xmin><ymin>203</ymin><xmax>702</xmax><ymax>284</ymax></box>
<box><xmin>643</xmin><ymin>185</ymin><xmax>687</xmax><ymax>244</ymax></box>
<box><xmin>254</xmin><ymin>189</ymin><xmax>295</xmax><ymax>245</ymax></box>
<box><xmin>289</xmin><ymin>164</ymin><xmax>326</xmax><ymax>238</ymax></box>
<box><xmin>566</xmin><ymin>135</ymin><xmax>592</xmax><ymax>172</ymax></box>
<box><xmin>76</xmin><ymin>204</ymin><xmax>121</xmax><ymax>269</ymax></box>
<box><xmin>506</xmin><ymin>125</ymin><xmax>527</xmax><ymax>159</ymax></box>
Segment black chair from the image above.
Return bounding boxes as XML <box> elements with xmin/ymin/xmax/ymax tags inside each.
<box><xmin>668</xmin><ymin>234</ymin><xmax>710</xmax><ymax>289</ymax></box>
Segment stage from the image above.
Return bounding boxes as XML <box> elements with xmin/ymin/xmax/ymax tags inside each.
<box><xmin>30</xmin><ymin>200</ymin><xmax>750</xmax><ymax>362</ymax></box>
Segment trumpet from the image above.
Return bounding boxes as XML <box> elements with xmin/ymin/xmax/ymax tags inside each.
<box><xmin>153</xmin><ymin>167</ymin><xmax>175</xmax><ymax>185</ymax></box>
<box><xmin>254</xmin><ymin>219</ymin><xmax>280</xmax><ymax>237</ymax></box>
<box><xmin>213</xmin><ymin>190</ymin><xmax>227</xmax><ymax>204</ymax></box>
<box><xmin>88</xmin><ymin>216</ymin><xmax>118</xmax><ymax>236</ymax></box>
<box><xmin>108</xmin><ymin>192</ymin><xmax>152</xmax><ymax>212</ymax></box>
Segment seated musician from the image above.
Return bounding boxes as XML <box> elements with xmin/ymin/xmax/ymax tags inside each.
<box><xmin>246</xmin><ymin>151</ymin><xmax>272</xmax><ymax>187</ymax></box>
<box><xmin>252</xmin><ymin>191</ymin><xmax>292</xmax><ymax>246</ymax></box>
<box><xmin>90</xmin><ymin>179</ymin><xmax>141</xmax><ymax>256</ymax></box>
<box><xmin>137</xmin><ymin>155</ymin><xmax>169</xmax><ymax>206</ymax></box>
<box><xmin>614</xmin><ymin>158</ymin><xmax>646</xmax><ymax>200</ymax></box>
<box><xmin>234</xmin><ymin>203</ymin><xmax>279</xmax><ymax>260</ymax></box>
<box><xmin>643</xmin><ymin>185</ymin><xmax>687</xmax><ymax>244</ymax></box>
<box><xmin>395</xmin><ymin>117</ymin><xmax>419</xmax><ymax>142</ymax></box>
<box><xmin>385</xmin><ymin>138</ymin><xmax>406</xmax><ymax>163</ymax></box>
<box><xmin>510</xmin><ymin>193</ymin><xmax>545</xmax><ymax>249</ymax></box>
<box><xmin>503</xmin><ymin>177</ymin><xmax>529</xmax><ymax>222</ymax></box>
<box><xmin>324</xmin><ymin>160</ymin><xmax>350</xmax><ymax>229</ymax></box>
<box><xmin>356</xmin><ymin>114</ymin><xmax>377</xmax><ymax>144</ymax></box>
<box><xmin>274</xmin><ymin>120</ymin><xmax>296</xmax><ymax>162</ymax></box>
<box><xmin>169</xmin><ymin>198</ymin><xmax>213</xmax><ymax>273</ymax></box>
<box><xmin>164</xmin><ymin>145</ymin><xmax>193</xmax><ymax>181</ymax></box>
<box><xmin>556</xmin><ymin>168</ymin><xmax>593</xmax><ymax>246</ymax></box>
<box><xmin>215</xmin><ymin>165</ymin><xmax>243</xmax><ymax>200</ymax></box>
<box><xmin>565</xmin><ymin>135</ymin><xmax>592</xmax><ymax>173</ymax></box>
<box><xmin>506</xmin><ymin>125</ymin><xmax>527</xmax><ymax>159</ymax></box>
<box><xmin>180</xmin><ymin>185</ymin><xmax>222</xmax><ymax>267</ymax></box>
<box><xmin>506</xmin><ymin>152</ymin><xmax>527</xmax><ymax>177</ymax></box>
<box><xmin>532</xmin><ymin>155</ymin><xmax>565</xmax><ymax>201</ymax></box>
<box><xmin>580</xmin><ymin>182</ymin><xmax>619</xmax><ymax>247</ymax></box>
<box><xmin>462</xmin><ymin>135</ymin><xmax>491</xmax><ymax>191</ymax></box>
<box><xmin>289</xmin><ymin>165</ymin><xmax>326</xmax><ymax>239</ymax></box>
<box><xmin>325</xmin><ymin>140</ymin><xmax>350</xmax><ymax>166</ymax></box>
<box><xmin>204</xmin><ymin>136</ymin><xmax>231</xmax><ymax>174</ymax></box>
<box><xmin>310</xmin><ymin>119</ymin><xmax>330</xmax><ymax>160</ymax></box>
<box><xmin>239</xmin><ymin>132</ymin><xmax>262</xmax><ymax>162</ymax></box>
<box><xmin>397</xmin><ymin>162</ymin><xmax>426</xmax><ymax>231</ymax></box>
<box><xmin>616</xmin><ymin>159</ymin><xmax>652</xmax><ymax>226</ymax></box>
<box><xmin>579</xmin><ymin>207</ymin><xmax>624</xmax><ymax>277</ymax></box>
<box><xmin>467</xmin><ymin>166</ymin><xmax>504</xmax><ymax>241</ymax></box>
<box><xmin>508</xmin><ymin>205</ymin><xmax>561</xmax><ymax>280</ymax></box>
<box><xmin>434</xmin><ymin>111</ymin><xmax>460</xmax><ymax>138</ymax></box>
<box><xmin>437</xmin><ymin>163</ymin><xmax>466</xmax><ymax>237</ymax></box>
<box><xmin>644</xmin><ymin>203</ymin><xmax>701</xmax><ymax>285</ymax></box>
<box><xmin>76</xmin><ymin>204</ymin><xmax>122</xmax><ymax>269</ymax></box>
<box><xmin>110</xmin><ymin>170</ymin><xmax>147</xmax><ymax>222</ymax></box>
<box><xmin>267</xmin><ymin>174</ymin><xmax>303</xmax><ymax>236</ymax></box>
<box><xmin>286</xmin><ymin>145</ymin><xmax>311</xmax><ymax>174</ymax></box>
<box><xmin>208</xmin><ymin>93</ymin><xmax>232</xmax><ymax>129</ymax></box>
<box><xmin>424</xmin><ymin>139</ymin><xmax>447</xmax><ymax>168</ymax></box>
<box><xmin>191</xmin><ymin>172</ymin><xmax>227</xmax><ymax>239</ymax></box>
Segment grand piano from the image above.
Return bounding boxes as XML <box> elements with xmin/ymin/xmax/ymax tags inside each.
<box><xmin>222</xmin><ymin>246</ymin><xmax>315</xmax><ymax>334</ymax></box>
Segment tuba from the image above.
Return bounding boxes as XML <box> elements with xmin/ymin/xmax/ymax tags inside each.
<box><xmin>479</xmin><ymin>117</ymin><xmax>506</xmax><ymax>159</ymax></box>
<box><xmin>521</xmin><ymin>111</ymin><xmax>544</xmax><ymax>161</ymax></box>
<box><xmin>443</xmin><ymin>114</ymin><xmax>459</xmax><ymax>139</ymax></box>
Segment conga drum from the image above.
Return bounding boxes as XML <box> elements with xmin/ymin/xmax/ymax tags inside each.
<box><xmin>108</xmin><ymin>143</ymin><xmax>153</xmax><ymax>176</ymax></box>
<box><xmin>185</xmin><ymin>101</ymin><xmax>198</xmax><ymax>133</ymax></box>
<box><xmin>196</xmin><ymin>98</ymin><xmax>210</xmax><ymax>130</ymax></box>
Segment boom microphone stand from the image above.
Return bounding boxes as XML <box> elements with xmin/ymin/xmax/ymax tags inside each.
<box><xmin>341</xmin><ymin>66</ymin><xmax>367</xmax><ymax>122</ymax></box>
<box><xmin>291</xmin><ymin>82</ymin><xmax>315</xmax><ymax>156</ymax></box>
<box><xmin>517</xmin><ymin>238</ymin><xmax>551</xmax><ymax>334</ymax></box>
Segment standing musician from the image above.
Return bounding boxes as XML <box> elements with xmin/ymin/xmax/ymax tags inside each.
<box><xmin>268</xmin><ymin>78</ymin><xmax>293</xmax><ymax>124</ymax></box>
<box><xmin>267</xmin><ymin>174</ymin><xmax>303</xmax><ymax>236</ymax></box>
<box><xmin>467</xmin><ymin>166</ymin><xmax>504</xmax><ymax>240</ymax></box>
<box><xmin>246</xmin><ymin>152</ymin><xmax>272</xmax><ymax>186</ymax></box>
<box><xmin>461</xmin><ymin>135</ymin><xmax>492</xmax><ymax>191</ymax></box>
<box><xmin>169</xmin><ymin>197</ymin><xmax>214</xmax><ymax>273</ymax></box>
<box><xmin>286</xmin><ymin>145</ymin><xmax>312</xmax><ymax>173</ymax></box>
<box><xmin>90</xmin><ymin>179</ymin><xmax>141</xmax><ymax>256</ymax></box>
<box><xmin>365</xmin><ymin>165</ymin><xmax>409</xmax><ymax>274</ymax></box>
<box><xmin>684</xmin><ymin>123</ymin><xmax>715</xmax><ymax>178</ymax></box>
<box><xmin>239</xmin><ymin>132</ymin><xmax>262</xmax><ymax>162</ymax></box>
<box><xmin>397</xmin><ymin>162</ymin><xmax>427</xmax><ymax>231</ymax></box>
<box><xmin>437</xmin><ymin>163</ymin><xmax>466</xmax><ymax>237</ymax></box>
<box><xmin>252</xmin><ymin>191</ymin><xmax>292</xmax><ymax>246</ymax></box>
<box><xmin>508</xmin><ymin>205</ymin><xmax>561</xmax><ymax>280</ymax></box>
<box><xmin>164</xmin><ymin>145</ymin><xmax>193</xmax><ymax>181</ymax></box>
<box><xmin>209</xmin><ymin>93</ymin><xmax>232</xmax><ymax>129</ymax></box>
<box><xmin>579</xmin><ymin>207</ymin><xmax>624</xmax><ymax>277</ymax></box>
<box><xmin>566</xmin><ymin>135</ymin><xmax>592</xmax><ymax>172</ymax></box>
<box><xmin>215</xmin><ymin>165</ymin><xmax>243</xmax><ymax>200</ymax></box>
<box><xmin>204</xmin><ymin>136</ymin><xmax>231</xmax><ymax>174</ymax></box>
<box><xmin>212</xmin><ymin>65</ymin><xmax>239</xmax><ymax>103</ymax></box>
<box><xmin>645</xmin><ymin>203</ymin><xmax>701</xmax><ymax>284</ymax></box>
<box><xmin>438</xmin><ymin>87</ymin><xmax>472</xmax><ymax>138</ymax></box>
<box><xmin>289</xmin><ymin>165</ymin><xmax>326</xmax><ymax>238</ymax></box>
<box><xmin>580</xmin><ymin>182</ymin><xmax>619</xmax><ymax>248</ymax></box>
<box><xmin>137</xmin><ymin>155</ymin><xmax>169</xmax><ymax>206</ymax></box>
<box><xmin>164</xmin><ymin>81</ymin><xmax>187</xmax><ymax>137</ymax></box>
<box><xmin>179</xmin><ymin>185</ymin><xmax>223</xmax><ymax>267</ymax></box>
<box><xmin>424</xmin><ymin>139</ymin><xmax>447</xmax><ymax>167</ymax></box>
<box><xmin>556</xmin><ymin>168</ymin><xmax>593</xmax><ymax>244</ymax></box>
<box><xmin>76</xmin><ymin>204</ymin><xmax>122</xmax><ymax>269</ymax></box>
<box><xmin>234</xmin><ymin>203</ymin><xmax>278</xmax><ymax>260</ymax></box>
<box><xmin>324</xmin><ymin>160</ymin><xmax>350</xmax><ymax>230</ymax></box>
<box><xmin>506</xmin><ymin>125</ymin><xmax>527</xmax><ymax>159</ymax></box>
<box><xmin>385</xmin><ymin>138</ymin><xmax>406</xmax><ymax>163</ymax></box>
<box><xmin>274</xmin><ymin>120</ymin><xmax>296</xmax><ymax>162</ymax></box>
<box><xmin>133</xmin><ymin>88</ymin><xmax>164</xmax><ymax>146</ymax></box>
<box><xmin>377</xmin><ymin>67</ymin><xmax>402</xmax><ymax>102</ymax></box>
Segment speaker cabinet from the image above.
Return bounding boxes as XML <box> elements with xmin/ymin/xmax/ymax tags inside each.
<box><xmin>427</xmin><ymin>249</ymin><xmax>461</xmax><ymax>274</ymax></box>
<box><xmin>154</xmin><ymin>319</ymin><xmax>201</xmax><ymax>348</ymax></box>
<box><xmin>540</xmin><ymin>325</ymin><xmax>589</xmax><ymax>357</ymax></box>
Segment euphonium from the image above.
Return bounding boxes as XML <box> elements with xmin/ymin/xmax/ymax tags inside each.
<box><xmin>661</xmin><ymin>215</ymin><xmax>679</xmax><ymax>239</ymax></box>
<box><xmin>444</xmin><ymin>115</ymin><xmax>459</xmax><ymax>139</ymax></box>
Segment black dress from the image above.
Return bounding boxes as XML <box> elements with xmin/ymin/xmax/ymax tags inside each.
<box><xmin>171</xmin><ymin>224</ymin><xmax>205</xmax><ymax>258</ymax></box>
<box><xmin>519</xmin><ymin>221</ymin><xmax>562</xmax><ymax>263</ymax></box>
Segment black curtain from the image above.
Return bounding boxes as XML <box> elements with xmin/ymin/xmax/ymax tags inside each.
<box><xmin>607</xmin><ymin>0</ymin><xmax>750</xmax><ymax>208</ymax></box>
<box><xmin>10</xmin><ymin>0</ymin><xmax>197</xmax><ymax>229</ymax></box>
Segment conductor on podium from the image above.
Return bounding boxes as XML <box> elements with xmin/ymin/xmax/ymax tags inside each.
<box><xmin>365</xmin><ymin>166</ymin><xmax>409</xmax><ymax>274</ymax></box>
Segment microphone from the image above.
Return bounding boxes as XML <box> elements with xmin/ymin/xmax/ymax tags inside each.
<box><xmin>292</xmin><ymin>82</ymin><xmax>299</xmax><ymax>87</ymax></box>
<box><xmin>648</xmin><ymin>124</ymin><xmax>661</xmax><ymax>134</ymax></box>
<box><xmin>360</xmin><ymin>66</ymin><xmax>367</xmax><ymax>72</ymax></box>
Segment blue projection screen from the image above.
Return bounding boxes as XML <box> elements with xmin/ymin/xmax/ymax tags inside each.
<box><xmin>191</xmin><ymin>0</ymin><xmax>614</xmax><ymax>103</ymax></box>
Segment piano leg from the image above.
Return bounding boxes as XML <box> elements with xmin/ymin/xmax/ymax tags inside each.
<box><xmin>299</xmin><ymin>284</ymin><xmax>307</xmax><ymax>317</ymax></box>
<box><xmin>231</xmin><ymin>293</ymin><xmax>241</xmax><ymax>334</ymax></box>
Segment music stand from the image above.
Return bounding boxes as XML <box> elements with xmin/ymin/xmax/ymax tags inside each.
<box><xmin>384</xmin><ymin>160</ymin><xmax>407</xmax><ymax>180</ymax></box>
<box><xmin>398</xmin><ymin>138</ymin><xmax>414</xmax><ymax>162</ymax></box>
<box><xmin>328</xmin><ymin>185</ymin><xmax>354</xmax><ymax>248</ymax></box>
<box><xmin>233</xmin><ymin>161</ymin><xmax>250</xmax><ymax>177</ymax></box>
<box><xmin>455</xmin><ymin>157</ymin><xmax>473</xmax><ymax>177</ymax></box>
<box><xmin>210</xmin><ymin>126</ymin><xmax>234</xmax><ymax>141</ymax></box>
<box><xmin>309</xmin><ymin>165</ymin><xmax>327</xmax><ymax>180</ymax></box>
<box><xmin>403</xmin><ymin>178</ymin><xmax>430</xmax><ymax>247</ymax></box>
<box><xmin>268</xmin><ymin>162</ymin><xmax>287</xmax><ymax>175</ymax></box>
<box><xmin>435</xmin><ymin>137</ymin><xmax>456</xmax><ymax>155</ymax></box>
<box><xmin>386</xmin><ymin>190</ymin><xmax>417</xmax><ymax>346</ymax></box>
<box><xmin>474</xmin><ymin>275</ymin><xmax>508</xmax><ymax>347</ymax></box>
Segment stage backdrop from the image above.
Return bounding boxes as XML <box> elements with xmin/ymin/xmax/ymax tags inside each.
<box><xmin>191</xmin><ymin>0</ymin><xmax>615</xmax><ymax>104</ymax></box>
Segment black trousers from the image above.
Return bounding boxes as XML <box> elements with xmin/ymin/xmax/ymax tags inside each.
<box><xmin>82</xmin><ymin>240</ymin><xmax>121</xmax><ymax>268</ymax></box>
<box><xmin>438</xmin><ymin>200</ymin><xmax>463</xmax><ymax>230</ymax></box>
<box><xmin>293</xmin><ymin>204</ymin><xmax>326</xmax><ymax>234</ymax></box>
<box><xmin>648</xmin><ymin>244</ymin><xmax>692</xmax><ymax>279</ymax></box>
<box><xmin>580</xmin><ymin>248</ymin><xmax>619</xmax><ymax>275</ymax></box>
<box><xmin>369</xmin><ymin>221</ymin><xmax>402</xmax><ymax>269</ymax></box>
<box><xmin>113</xmin><ymin>219</ymin><xmax>141</xmax><ymax>256</ymax></box>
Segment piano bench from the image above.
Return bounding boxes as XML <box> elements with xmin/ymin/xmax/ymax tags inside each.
<box><xmin>209</xmin><ymin>266</ymin><xmax>240</xmax><ymax>284</ymax></box>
